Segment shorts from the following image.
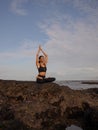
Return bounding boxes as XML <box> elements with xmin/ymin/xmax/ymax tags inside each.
<box><xmin>36</xmin><ymin>75</ymin><xmax>56</xmax><ymax>83</ymax></box>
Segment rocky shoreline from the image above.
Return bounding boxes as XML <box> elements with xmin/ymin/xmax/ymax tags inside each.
<box><xmin>0</xmin><ymin>79</ymin><xmax>98</xmax><ymax>130</ymax></box>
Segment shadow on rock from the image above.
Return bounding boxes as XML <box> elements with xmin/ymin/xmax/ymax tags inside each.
<box><xmin>0</xmin><ymin>104</ymin><xmax>31</xmax><ymax>130</ymax></box>
<box><xmin>65</xmin><ymin>102</ymin><xmax>98</xmax><ymax>130</ymax></box>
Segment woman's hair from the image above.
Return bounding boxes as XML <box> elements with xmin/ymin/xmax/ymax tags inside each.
<box><xmin>39</xmin><ymin>55</ymin><xmax>44</xmax><ymax>60</ymax></box>
<box><xmin>39</xmin><ymin>55</ymin><xmax>44</xmax><ymax>63</ymax></box>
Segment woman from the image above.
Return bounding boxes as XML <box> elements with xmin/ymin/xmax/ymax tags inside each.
<box><xmin>36</xmin><ymin>45</ymin><xmax>55</xmax><ymax>83</ymax></box>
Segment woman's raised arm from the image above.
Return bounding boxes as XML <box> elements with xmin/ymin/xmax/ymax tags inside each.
<box><xmin>36</xmin><ymin>46</ymin><xmax>40</xmax><ymax>67</ymax></box>
<box><xmin>39</xmin><ymin>45</ymin><xmax>48</xmax><ymax>63</ymax></box>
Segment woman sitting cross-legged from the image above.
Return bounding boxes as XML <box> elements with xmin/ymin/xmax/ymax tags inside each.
<box><xmin>36</xmin><ymin>45</ymin><xmax>56</xmax><ymax>83</ymax></box>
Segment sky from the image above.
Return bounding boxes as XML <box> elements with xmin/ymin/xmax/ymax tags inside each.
<box><xmin>0</xmin><ymin>0</ymin><xmax>98</xmax><ymax>81</ymax></box>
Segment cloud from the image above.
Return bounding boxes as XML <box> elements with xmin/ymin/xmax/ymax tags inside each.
<box><xmin>10</xmin><ymin>0</ymin><xmax>28</xmax><ymax>15</ymax></box>
<box><xmin>39</xmin><ymin>11</ymin><xmax>98</xmax><ymax>79</ymax></box>
<box><xmin>72</xmin><ymin>0</ymin><xmax>98</xmax><ymax>23</ymax></box>
<box><xmin>1</xmin><ymin>20</ymin><xmax>98</xmax><ymax>80</ymax></box>
<box><xmin>0</xmin><ymin>40</ymin><xmax>39</xmax><ymax>60</ymax></box>
<box><xmin>0</xmin><ymin>40</ymin><xmax>39</xmax><ymax>80</ymax></box>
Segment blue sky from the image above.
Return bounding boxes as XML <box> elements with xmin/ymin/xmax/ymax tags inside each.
<box><xmin>0</xmin><ymin>0</ymin><xmax>98</xmax><ymax>80</ymax></box>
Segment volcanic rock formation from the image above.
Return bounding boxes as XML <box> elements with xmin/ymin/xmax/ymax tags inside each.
<box><xmin>0</xmin><ymin>79</ymin><xmax>98</xmax><ymax>130</ymax></box>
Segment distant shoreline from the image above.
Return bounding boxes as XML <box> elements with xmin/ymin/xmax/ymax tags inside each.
<box><xmin>81</xmin><ymin>81</ymin><xmax>98</xmax><ymax>84</ymax></box>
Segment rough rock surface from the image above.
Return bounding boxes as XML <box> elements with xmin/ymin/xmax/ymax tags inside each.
<box><xmin>0</xmin><ymin>79</ymin><xmax>98</xmax><ymax>130</ymax></box>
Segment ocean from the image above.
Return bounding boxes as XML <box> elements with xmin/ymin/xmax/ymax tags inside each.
<box><xmin>55</xmin><ymin>80</ymin><xmax>98</xmax><ymax>90</ymax></box>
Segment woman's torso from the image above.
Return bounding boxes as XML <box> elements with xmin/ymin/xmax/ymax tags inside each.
<box><xmin>37</xmin><ymin>63</ymin><xmax>47</xmax><ymax>78</ymax></box>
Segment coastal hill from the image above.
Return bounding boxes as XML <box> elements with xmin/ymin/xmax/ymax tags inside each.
<box><xmin>0</xmin><ymin>79</ymin><xmax>98</xmax><ymax>130</ymax></box>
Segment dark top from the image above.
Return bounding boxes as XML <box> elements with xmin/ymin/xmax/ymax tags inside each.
<box><xmin>38</xmin><ymin>65</ymin><xmax>47</xmax><ymax>73</ymax></box>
